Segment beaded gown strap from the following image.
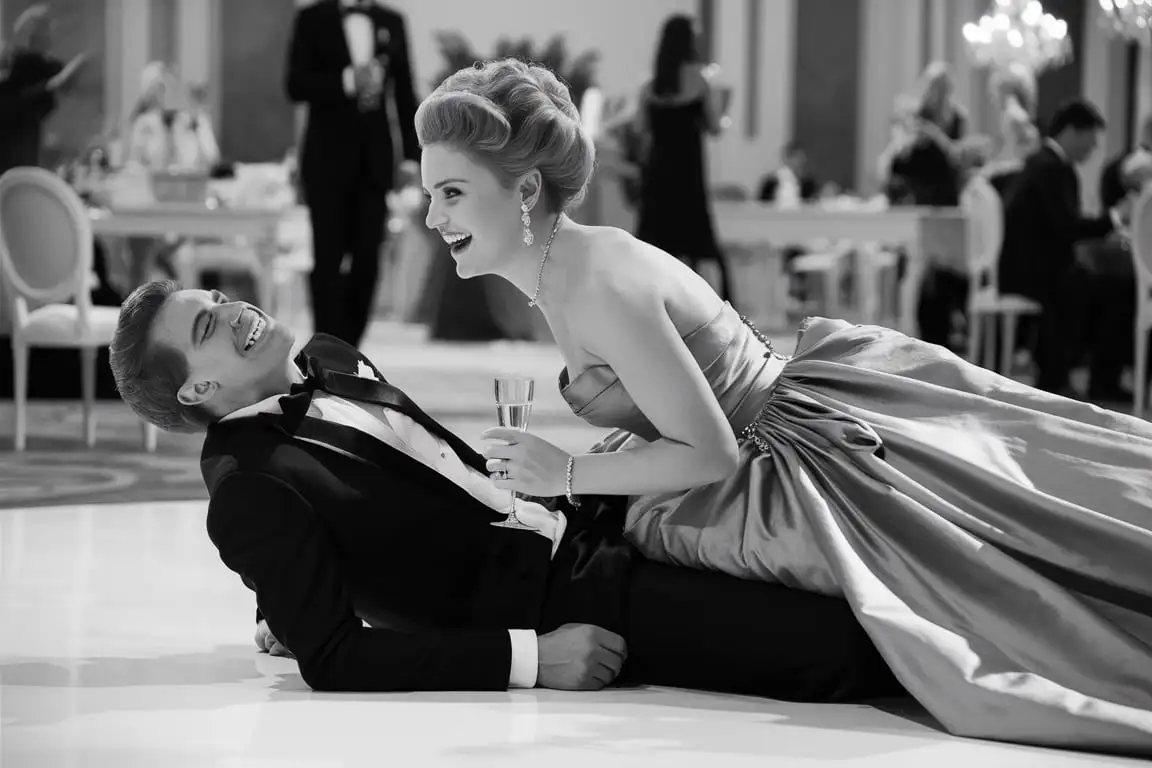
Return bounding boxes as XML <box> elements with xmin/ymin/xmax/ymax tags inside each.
<box><xmin>737</xmin><ymin>313</ymin><xmax>792</xmax><ymax>361</ymax></box>
<box><xmin>735</xmin><ymin>314</ymin><xmax>792</xmax><ymax>453</ymax></box>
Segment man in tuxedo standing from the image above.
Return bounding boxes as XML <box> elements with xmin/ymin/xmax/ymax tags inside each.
<box><xmin>108</xmin><ymin>280</ymin><xmax>902</xmax><ymax>697</ymax></box>
<box><xmin>999</xmin><ymin>100</ymin><xmax>1114</xmax><ymax>396</ymax></box>
<box><xmin>286</xmin><ymin>0</ymin><xmax>420</xmax><ymax>347</ymax></box>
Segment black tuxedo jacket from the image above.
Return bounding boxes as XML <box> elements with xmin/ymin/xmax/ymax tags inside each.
<box><xmin>999</xmin><ymin>144</ymin><xmax>1113</xmax><ymax>302</ymax></box>
<box><xmin>201</xmin><ymin>334</ymin><xmax>634</xmax><ymax>692</ymax></box>
<box><xmin>285</xmin><ymin>0</ymin><xmax>419</xmax><ymax>189</ymax></box>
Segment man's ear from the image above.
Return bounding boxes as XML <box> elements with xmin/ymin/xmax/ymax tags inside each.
<box><xmin>177</xmin><ymin>379</ymin><xmax>219</xmax><ymax>407</ymax></box>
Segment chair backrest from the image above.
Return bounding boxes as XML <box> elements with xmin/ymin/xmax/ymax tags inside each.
<box><xmin>0</xmin><ymin>167</ymin><xmax>95</xmax><ymax>327</ymax></box>
<box><xmin>1131</xmin><ymin>186</ymin><xmax>1152</xmax><ymax>287</ymax></box>
<box><xmin>960</xmin><ymin>174</ymin><xmax>1005</xmax><ymax>293</ymax></box>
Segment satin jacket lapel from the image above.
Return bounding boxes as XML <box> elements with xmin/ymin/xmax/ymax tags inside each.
<box><xmin>252</xmin><ymin>411</ymin><xmax>495</xmax><ymax>515</ymax></box>
<box><xmin>295</xmin><ymin>340</ymin><xmax>490</xmax><ymax>475</ymax></box>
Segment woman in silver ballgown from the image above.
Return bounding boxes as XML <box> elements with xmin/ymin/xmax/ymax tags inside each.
<box><xmin>574</xmin><ymin>307</ymin><xmax>1152</xmax><ymax>752</ymax></box>
<box><xmin>416</xmin><ymin>58</ymin><xmax>1152</xmax><ymax>755</ymax></box>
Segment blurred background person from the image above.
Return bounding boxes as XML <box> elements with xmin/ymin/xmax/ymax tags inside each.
<box><xmin>1000</xmin><ymin>99</ymin><xmax>1115</xmax><ymax>397</ymax></box>
<box><xmin>0</xmin><ymin>4</ymin><xmax>86</xmax><ymax>177</ymax></box>
<box><xmin>758</xmin><ymin>141</ymin><xmax>818</xmax><ymax>206</ymax></box>
<box><xmin>887</xmin><ymin>62</ymin><xmax>969</xmax><ymax>209</ymax></box>
<box><xmin>286</xmin><ymin>0</ymin><xmax>420</xmax><ymax>348</ymax></box>
<box><xmin>1100</xmin><ymin>115</ymin><xmax>1152</xmax><ymax>216</ymax></box>
<box><xmin>881</xmin><ymin>63</ymin><xmax>971</xmax><ymax>351</ymax></box>
<box><xmin>981</xmin><ymin>62</ymin><xmax>1040</xmax><ymax>196</ymax></box>
<box><xmin>125</xmin><ymin>61</ymin><xmax>220</xmax><ymax>173</ymax></box>
<box><xmin>633</xmin><ymin>14</ymin><xmax>733</xmax><ymax>302</ymax></box>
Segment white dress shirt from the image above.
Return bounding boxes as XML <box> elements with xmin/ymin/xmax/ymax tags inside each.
<box><xmin>222</xmin><ymin>382</ymin><xmax>566</xmax><ymax>689</ymax></box>
<box><xmin>340</xmin><ymin>0</ymin><xmax>376</xmax><ymax>97</ymax></box>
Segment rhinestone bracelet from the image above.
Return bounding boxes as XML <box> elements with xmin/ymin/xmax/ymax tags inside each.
<box><xmin>565</xmin><ymin>455</ymin><xmax>581</xmax><ymax>509</ymax></box>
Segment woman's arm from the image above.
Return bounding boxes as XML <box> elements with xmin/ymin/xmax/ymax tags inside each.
<box><xmin>688</xmin><ymin>65</ymin><xmax>727</xmax><ymax>136</ymax></box>
<box><xmin>565</xmin><ymin>287</ymin><xmax>740</xmax><ymax>496</ymax></box>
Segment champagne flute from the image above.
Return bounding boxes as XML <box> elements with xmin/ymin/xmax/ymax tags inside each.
<box><xmin>492</xmin><ymin>376</ymin><xmax>536</xmax><ymax>530</ymax></box>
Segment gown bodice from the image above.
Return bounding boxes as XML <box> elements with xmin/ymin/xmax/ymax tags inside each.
<box><xmin>558</xmin><ymin>303</ymin><xmax>784</xmax><ymax>442</ymax></box>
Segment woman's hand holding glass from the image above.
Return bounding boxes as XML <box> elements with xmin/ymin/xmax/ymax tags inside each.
<box><xmin>482</xmin><ymin>427</ymin><xmax>571</xmax><ymax>499</ymax></box>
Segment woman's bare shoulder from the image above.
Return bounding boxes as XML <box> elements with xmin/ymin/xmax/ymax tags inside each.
<box><xmin>566</xmin><ymin>228</ymin><xmax>720</xmax><ymax>333</ymax></box>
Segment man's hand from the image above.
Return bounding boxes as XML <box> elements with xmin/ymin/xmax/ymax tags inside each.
<box><xmin>536</xmin><ymin>623</ymin><xmax>627</xmax><ymax>690</ymax></box>
<box><xmin>254</xmin><ymin>619</ymin><xmax>295</xmax><ymax>659</ymax></box>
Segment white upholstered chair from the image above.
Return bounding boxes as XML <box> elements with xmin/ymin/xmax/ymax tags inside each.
<box><xmin>0</xmin><ymin>167</ymin><xmax>158</xmax><ymax>451</ymax></box>
<box><xmin>962</xmin><ymin>175</ymin><xmax>1041</xmax><ymax>376</ymax></box>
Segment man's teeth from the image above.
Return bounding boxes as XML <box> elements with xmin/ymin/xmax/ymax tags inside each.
<box><xmin>244</xmin><ymin>316</ymin><xmax>266</xmax><ymax>350</ymax></box>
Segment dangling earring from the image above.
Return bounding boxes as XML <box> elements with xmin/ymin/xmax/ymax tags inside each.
<box><xmin>520</xmin><ymin>201</ymin><xmax>535</xmax><ymax>246</ymax></box>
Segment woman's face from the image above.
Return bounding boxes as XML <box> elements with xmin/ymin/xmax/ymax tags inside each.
<box><xmin>926</xmin><ymin>74</ymin><xmax>952</xmax><ymax>111</ymax></box>
<box><xmin>421</xmin><ymin>143</ymin><xmax>525</xmax><ymax>279</ymax></box>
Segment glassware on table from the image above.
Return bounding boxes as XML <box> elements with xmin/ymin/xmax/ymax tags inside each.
<box><xmin>492</xmin><ymin>376</ymin><xmax>536</xmax><ymax>530</ymax></box>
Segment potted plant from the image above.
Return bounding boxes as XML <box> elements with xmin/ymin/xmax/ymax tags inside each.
<box><xmin>430</xmin><ymin>31</ymin><xmax>598</xmax><ymax>108</ymax></box>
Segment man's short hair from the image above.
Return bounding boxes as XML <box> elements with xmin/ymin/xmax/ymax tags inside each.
<box><xmin>109</xmin><ymin>280</ymin><xmax>214</xmax><ymax>432</ymax></box>
<box><xmin>1048</xmin><ymin>99</ymin><xmax>1106</xmax><ymax>137</ymax></box>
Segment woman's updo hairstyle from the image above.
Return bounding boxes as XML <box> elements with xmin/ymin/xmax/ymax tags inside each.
<box><xmin>416</xmin><ymin>58</ymin><xmax>595</xmax><ymax>212</ymax></box>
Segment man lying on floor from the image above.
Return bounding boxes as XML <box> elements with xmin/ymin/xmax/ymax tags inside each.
<box><xmin>108</xmin><ymin>281</ymin><xmax>901</xmax><ymax>698</ymax></box>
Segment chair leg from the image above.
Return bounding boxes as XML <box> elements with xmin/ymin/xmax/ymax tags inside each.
<box><xmin>968</xmin><ymin>311</ymin><xmax>982</xmax><ymax>365</ymax></box>
<box><xmin>823</xmin><ymin>268</ymin><xmax>841</xmax><ymax>318</ymax></box>
<box><xmin>1001</xmin><ymin>312</ymin><xmax>1018</xmax><ymax>380</ymax></box>
<box><xmin>80</xmin><ymin>347</ymin><xmax>97</xmax><ymax>448</ymax></box>
<box><xmin>13</xmin><ymin>342</ymin><xmax>28</xmax><ymax>452</ymax></box>
<box><xmin>141</xmin><ymin>420</ymin><xmax>158</xmax><ymax>453</ymax></box>
<box><xmin>1136</xmin><ymin>323</ymin><xmax>1148</xmax><ymax>417</ymax></box>
<box><xmin>982</xmin><ymin>314</ymin><xmax>998</xmax><ymax>370</ymax></box>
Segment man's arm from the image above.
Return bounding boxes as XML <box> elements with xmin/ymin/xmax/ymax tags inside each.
<box><xmin>387</xmin><ymin>11</ymin><xmax>420</xmax><ymax>162</ymax></box>
<box><xmin>208</xmin><ymin>471</ymin><xmax>512</xmax><ymax>691</ymax></box>
<box><xmin>285</xmin><ymin>8</ymin><xmax>352</xmax><ymax>107</ymax></box>
<box><xmin>1034</xmin><ymin>159</ymin><xmax>1113</xmax><ymax>245</ymax></box>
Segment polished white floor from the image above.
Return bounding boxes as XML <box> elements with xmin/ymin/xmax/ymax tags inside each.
<box><xmin>1</xmin><ymin>501</ymin><xmax>1144</xmax><ymax>768</ymax></box>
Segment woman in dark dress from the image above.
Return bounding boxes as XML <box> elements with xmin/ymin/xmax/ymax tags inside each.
<box><xmin>634</xmin><ymin>15</ymin><xmax>732</xmax><ymax>301</ymax></box>
<box><xmin>0</xmin><ymin>5</ymin><xmax>85</xmax><ymax>176</ymax></box>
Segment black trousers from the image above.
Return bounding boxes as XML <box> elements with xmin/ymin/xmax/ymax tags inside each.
<box><xmin>539</xmin><ymin>495</ymin><xmax>901</xmax><ymax>703</ymax></box>
<box><xmin>1035</xmin><ymin>246</ymin><xmax>1137</xmax><ymax>394</ymax></box>
<box><xmin>304</xmin><ymin>175</ymin><xmax>389</xmax><ymax>348</ymax></box>
<box><xmin>916</xmin><ymin>266</ymin><xmax>969</xmax><ymax>352</ymax></box>
<box><xmin>618</xmin><ymin>561</ymin><xmax>904</xmax><ymax>702</ymax></box>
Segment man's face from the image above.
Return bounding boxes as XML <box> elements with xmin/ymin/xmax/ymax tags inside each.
<box><xmin>1066</xmin><ymin>128</ymin><xmax>1100</xmax><ymax>165</ymax></box>
<box><xmin>150</xmin><ymin>289</ymin><xmax>296</xmax><ymax>415</ymax></box>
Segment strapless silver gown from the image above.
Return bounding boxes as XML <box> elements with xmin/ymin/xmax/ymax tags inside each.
<box><xmin>560</xmin><ymin>303</ymin><xmax>1152</xmax><ymax>754</ymax></box>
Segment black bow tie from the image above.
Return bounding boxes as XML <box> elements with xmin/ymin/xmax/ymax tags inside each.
<box><xmin>341</xmin><ymin>1</ymin><xmax>373</xmax><ymax>15</ymax></box>
<box><xmin>280</xmin><ymin>353</ymin><xmax>489</xmax><ymax>475</ymax></box>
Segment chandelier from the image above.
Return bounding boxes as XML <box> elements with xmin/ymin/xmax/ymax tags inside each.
<box><xmin>1097</xmin><ymin>0</ymin><xmax>1152</xmax><ymax>40</ymax></box>
<box><xmin>962</xmin><ymin>0</ymin><xmax>1072</xmax><ymax>74</ymax></box>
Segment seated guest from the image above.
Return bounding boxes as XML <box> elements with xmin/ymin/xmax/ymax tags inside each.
<box><xmin>758</xmin><ymin>142</ymin><xmax>818</xmax><ymax>205</ymax></box>
<box><xmin>126</xmin><ymin>61</ymin><xmax>219</xmax><ymax>173</ymax></box>
<box><xmin>1000</xmin><ymin>99</ymin><xmax>1115</xmax><ymax>396</ymax></box>
<box><xmin>1100</xmin><ymin>116</ymin><xmax>1152</xmax><ymax>215</ymax></box>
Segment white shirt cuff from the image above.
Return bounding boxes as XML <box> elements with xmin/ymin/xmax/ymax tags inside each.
<box><xmin>342</xmin><ymin>67</ymin><xmax>356</xmax><ymax>97</ymax></box>
<box><xmin>551</xmin><ymin>510</ymin><xmax>567</xmax><ymax>559</ymax></box>
<box><xmin>507</xmin><ymin>629</ymin><xmax>538</xmax><ymax>688</ymax></box>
